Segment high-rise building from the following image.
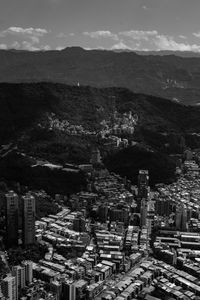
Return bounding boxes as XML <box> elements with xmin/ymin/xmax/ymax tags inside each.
<box><xmin>74</xmin><ymin>280</ymin><xmax>87</xmax><ymax>300</ymax></box>
<box><xmin>50</xmin><ymin>281</ymin><xmax>62</xmax><ymax>300</ymax></box>
<box><xmin>73</xmin><ymin>217</ymin><xmax>86</xmax><ymax>233</ymax></box>
<box><xmin>12</xmin><ymin>265</ymin><xmax>25</xmax><ymax>299</ymax></box>
<box><xmin>62</xmin><ymin>280</ymin><xmax>87</xmax><ymax>300</ymax></box>
<box><xmin>22</xmin><ymin>194</ymin><xmax>36</xmax><ymax>246</ymax></box>
<box><xmin>98</xmin><ymin>205</ymin><xmax>108</xmax><ymax>223</ymax></box>
<box><xmin>5</xmin><ymin>191</ymin><xmax>19</xmax><ymax>248</ymax></box>
<box><xmin>110</xmin><ymin>205</ymin><xmax>129</xmax><ymax>225</ymax></box>
<box><xmin>155</xmin><ymin>198</ymin><xmax>174</xmax><ymax>216</ymax></box>
<box><xmin>62</xmin><ymin>280</ymin><xmax>76</xmax><ymax>300</ymax></box>
<box><xmin>12</xmin><ymin>265</ymin><xmax>26</xmax><ymax>289</ymax></box>
<box><xmin>138</xmin><ymin>170</ymin><xmax>149</xmax><ymax>199</ymax></box>
<box><xmin>146</xmin><ymin>200</ymin><xmax>155</xmax><ymax>235</ymax></box>
<box><xmin>1</xmin><ymin>276</ymin><xmax>17</xmax><ymax>300</ymax></box>
<box><xmin>140</xmin><ymin>199</ymin><xmax>147</xmax><ymax>227</ymax></box>
<box><xmin>0</xmin><ymin>287</ymin><xmax>6</xmax><ymax>300</ymax></box>
<box><xmin>22</xmin><ymin>260</ymin><xmax>33</xmax><ymax>284</ymax></box>
<box><xmin>176</xmin><ymin>205</ymin><xmax>187</xmax><ymax>231</ymax></box>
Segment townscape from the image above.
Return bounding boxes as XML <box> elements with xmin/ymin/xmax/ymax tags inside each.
<box><xmin>1</xmin><ymin>145</ymin><xmax>200</xmax><ymax>300</ymax></box>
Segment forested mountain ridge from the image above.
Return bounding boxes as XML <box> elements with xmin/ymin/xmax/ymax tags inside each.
<box><xmin>1</xmin><ymin>47</ymin><xmax>200</xmax><ymax>105</ymax></box>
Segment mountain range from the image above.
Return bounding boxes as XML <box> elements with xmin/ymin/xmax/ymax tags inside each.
<box><xmin>116</xmin><ymin>50</ymin><xmax>200</xmax><ymax>57</ymax></box>
<box><xmin>1</xmin><ymin>47</ymin><xmax>200</xmax><ymax>105</ymax></box>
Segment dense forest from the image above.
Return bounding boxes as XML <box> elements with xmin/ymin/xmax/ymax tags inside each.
<box><xmin>0</xmin><ymin>82</ymin><xmax>200</xmax><ymax>188</ymax></box>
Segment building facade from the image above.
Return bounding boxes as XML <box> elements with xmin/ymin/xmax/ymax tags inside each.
<box><xmin>5</xmin><ymin>191</ymin><xmax>19</xmax><ymax>248</ymax></box>
<box><xmin>22</xmin><ymin>194</ymin><xmax>36</xmax><ymax>246</ymax></box>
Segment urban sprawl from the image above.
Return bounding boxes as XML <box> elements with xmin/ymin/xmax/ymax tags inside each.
<box><xmin>1</xmin><ymin>146</ymin><xmax>200</xmax><ymax>300</ymax></box>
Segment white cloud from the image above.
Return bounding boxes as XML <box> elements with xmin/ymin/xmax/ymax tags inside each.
<box><xmin>155</xmin><ymin>35</ymin><xmax>200</xmax><ymax>52</ymax></box>
<box><xmin>21</xmin><ymin>41</ymin><xmax>40</xmax><ymax>51</ymax></box>
<box><xmin>55</xmin><ymin>46</ymin><xmax>65</xmax><ymax>50</ymax></box>
<box><xmin>0</xmin><ymin>27</ymin><xmax>48</xmax><ymax>37</ymax></box>
<box><xmin>30</xmin><ymin>36</ymin><xmax>40</xmax><ymax>44</ymax></box>
<box><xmin>11</xmin><ymin>41</ymin><xmax>20</xmax><ymax>49</ymax></box>
<box><xmin>117</xmin><ymin>29</ymin><xmax>200</xmax><ymax>52</ymax></box>
<box><xmin>16</xmin><ymin>41</ymin><xmax>51</xmax><ymax>51</ymax></box>
<box><xmin>83</xmin><ymin>47</ymin><xmax>92</xmax><ymax>50</ymax></box>
<box><xmin>0</xmin><ymin>26</ymin><xmax>48</xmax><ymax>46</ymax></box>
<box><xmin>81</xmin><ymin>29</ymin><xmax>200</xmax><ymax>53</ymax></box>
<box><xmin>57</xmin><ymin>32</ymin><xmax>67</xmax><ymax>38</ymax></box>
<box><xmin>193</xmin><ymin>32</ymin><xmax>200</xmax><ymax>38</ymax></box>
<box><xmin>0</xmin><ymin>44</ymin><xmax>7</xmax><ymax>49</ymax></box>
<box><xmin>119</xmin><ymin>30</ymin><xmax>158</xmax><ymax>41</ymax></box>
<box><xmin>42</xmin><ymin>45</ymin><xmax>51</xmax><ymax>51</ymax></box>
<box><xmin>179</xmin><ymin>35</ymin><xmax>186</xmax><ymax>39</ymax></box>
<box><xmin>111</xmin><ymin>40</ymin><xmax>132</xmax><ymax>50</ymax></box>
<box><xmin>83</xmin><ymin>30</ymin><xmax>119</xmax><ymax>41</ymax></box>
<box><xmin>0</xmin><ymin>26</ymin><xmax>50</xmax><ymax>51</ymax></box>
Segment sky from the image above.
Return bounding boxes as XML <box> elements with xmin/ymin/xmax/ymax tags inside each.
<box><xmin>0</xmin><ymin>0</ymin><xmax>200</xmax><ymax>52</ymax></box>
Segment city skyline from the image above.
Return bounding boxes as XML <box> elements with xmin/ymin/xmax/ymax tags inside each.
<box><xmin>0</xmin><ymin>0</ymin><xmax>200</xmax><ymax>51</ymax></box>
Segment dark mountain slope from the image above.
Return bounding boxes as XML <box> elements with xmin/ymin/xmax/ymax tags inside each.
<box><xmin>105</xmin><ymin>145</ymin><xmax>176</xmax><ymax>186</ymax></box>
<box><xmin>0</xmin><ymin>82</ymin><xmax>200</xmax><ymax>145</ymax></box>
<box><xmin>0</xmin><ymin>82</ymin><xmax>200</xmax><ymax>187</ymax></box>
<box><xmin>134</xmin><ymin>50</ymin><xmax>200</xmax><ymax>57</ymax></box>
<box><xmin>1</xmin><ymin>48</ymin><xmax>200</xmax><ymax>104</ymax></box>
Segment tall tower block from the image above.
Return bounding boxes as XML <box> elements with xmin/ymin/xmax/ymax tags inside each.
<box><xmin>5</xmin><ymin>191</ymin><xmax>19</xmax><ymax>248</ymax></box>
<box><xmin>22</xmin><ymin>194</ymin><xmax>36</xmax><ymax>246</ymax></box>
<box><xmin>138</xmin><ymin>170</ymin><xmax>149</xmax><ymax>199</ymax></box>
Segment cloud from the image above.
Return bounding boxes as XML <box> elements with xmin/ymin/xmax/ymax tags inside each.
<box><xmin>119</xmin><ymin>30</ymin><xmax>158</xmax><ymax>41</ymax></box>
<box><xmin>82</xmin><ymin>29</ymin><xmax>196</xmax><ymax>53</ymax></box>
<box><xmin>21</xmin><ymin>41</ymin><xmax>40</xmax><ymax>51</ymax></box>
<box><xmin>11</xmin><ymin>41</ymin><xmax>20</xmax><ymax>49</ymax></box>
<box><xmin>117</xmin><ymin>29</ymin><xmax>200</xmax><ymax>52</ymax></box>
<box><xmin>0</xmin><ymin>43</ymin><xmax>7</xmax><ymax>49</ymax></box>
<box><xmin>0</xmin><ymin>27</ymin><xmax>48</xmax><ymax>37</ymax></box>
<box><xmin>57</xmin><ymin>32</ymin><xmax>67</xmax><ymax>38</ymax></box>
<box><xmin>111</xmin><ymin>40</ymin><xmax>132</xmax><ymax>50</ymax></box>
<box><xmin>179</xmin><ymin>35</ymin><xmax>187</xmax><ymax>39</ymax></box>
<box><xmin>83</xmin><ymin>30</ymin><xmax>119</xmax><ymax>41</ymax></box>
<box><xmin>56</xmin><ymin>46</ymin><xmax>65</xmax><ymax>50</ymax></box>
<box><xmin>154</xmin><ymin>35</ymin><xmax>200</xmax><ymax>52</ymax></box>
<box><xmin>193</xmin><ymin>32</ymin><xmax>200</xmax><ymax>38</ymax></box>
<box><xmin>21</xmin><ymin>41</ymin><xmax>51</xmax><ymax>51</ymax></box>
<box><xmin>30</xmin><ymin>36</ymin><xmax>40</xmax><ymax>44</ymax></box>
<box><xmin>42</xmin><ymin>45</ymin><xmax>51</xmax><ymax>51</ymax></box>
<box><xmin>0</xmin><ymin>26</ymin><xmax>50</xmax><ymax>51</ymax></box>
<box><xmin>0</xmin><ymin>26</ymin><xmax>48</xmax><ymax>46</ymax></box>
<box><xmin>57</xmin><ymin>32</ymin><xmax>75</xmax><ymax>38</ymax></box>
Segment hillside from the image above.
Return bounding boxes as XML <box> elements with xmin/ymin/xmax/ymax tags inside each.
<box><xmin>1</xmin><ymin>48</ymin><xmax>200</xmax><ymax>105</ymax></box>
<box><xmin>134</xmin><ymin>50</ymin><xmax>200</xmax><ymax>58</ymax></box>
<box><xmin>0</xmin><ymin>82</ymin><xmax>200</xmax><ymax>187</ymax></box>
<box><xmin>105</xmin><ymin>145</ymin><xmax>176</xmax><ymax>186</ymax></box>
<box><xmin>0</xmin><ymin>150</ymin><xmax>86</xmax><ymax>195</ymax></box>
<box><xmin>0</xmin><ymin>82</ymin><xmax>200</xmax><ymax>146</ymax></box>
